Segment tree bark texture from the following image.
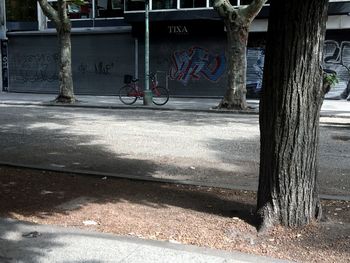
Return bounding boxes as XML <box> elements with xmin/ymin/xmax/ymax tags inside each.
<box><xmin>38</xmin><ymin>0</ymin><xmax>75</xmax><ymax>103</ymax></box>
<box><xmin>214</xmin><ymin>0</ymin><xmax>267</xmax><ymax>110</ymax></box>
<box><xmin>220</xmin><ymin>15</ymin><xmax>249</xmax><ymax>110</ymax></box>
<box><xmin>257</xmin><ymin>0</ymin><xmax>329</xmax><ymax>229</ymax></box>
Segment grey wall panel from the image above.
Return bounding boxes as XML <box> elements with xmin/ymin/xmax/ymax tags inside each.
<box><xmin>72</xmin><ymin>34</ymin><xmax>135</xmax><ymax>95</ymax></box>
<box><xmin>8</xmin><ymin>35</ymin><xmax>59</xmax><ymax>93</ymax></box>
<box><xmin>8</xmin><ymin>33</ymin><xmax>135</xmax><ymax>95</ymax></box>
<box><xmin>8</xmin><ymin>32</ymin><xmax>265</xmax><ymax>97</ymax></box>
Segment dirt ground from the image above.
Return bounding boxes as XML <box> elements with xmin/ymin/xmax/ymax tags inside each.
<box><xmin>0</xmin><ymin>165</ymin><xmax>349</xmax><ymax>263</ymax></box>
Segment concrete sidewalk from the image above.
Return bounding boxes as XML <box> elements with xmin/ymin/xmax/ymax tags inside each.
<box><xmin>0</xmin><ymin>218</ymin><xmax>290</xmax><ymax>263</ymax></box>
<box><xmin>1</xmin><ymin>92</ymin><xmax>350</xmax><ymax>117</ymax></box>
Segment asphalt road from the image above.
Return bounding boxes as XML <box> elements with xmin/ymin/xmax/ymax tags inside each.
<box><xmin>0</xmin><ymin>104</ymin><xmax>349</xmax><ymax>196</ymax></box>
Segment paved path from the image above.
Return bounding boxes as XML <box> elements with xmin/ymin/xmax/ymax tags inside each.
<box><xmin>1</xmin><ymin>92</ymin><xmax>350</xmax><ymax>118</ymax></box>
<box><xmin>0</xmin><ymin>93</ymin><xmax>348</xmax><ymax>262</ymax></box>
<box><xmin>0</xmin><ymin>100</ymin><xmax>348</xmax><ymax>198</ymax></box>
<box><xmin>0</xmin><ymin>218</ymin><xmax>289</xmax><ymax>263</ymax></box>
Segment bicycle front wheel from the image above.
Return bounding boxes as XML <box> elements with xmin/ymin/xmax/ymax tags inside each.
<box><xmin>119</xmin><ymin>85</ymin><xmax>137</xmax><ymax>105</ymax></box>
<box><xmin>152</xmin><ymin>86</ymin><xmax>169</xmax><ymax>106</ymax></box>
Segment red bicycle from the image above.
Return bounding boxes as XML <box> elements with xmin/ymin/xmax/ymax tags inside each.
<box><xmin>119</xmin><ymin>73</ymin><xmax>169</xmax><ymax>105</ymax></box>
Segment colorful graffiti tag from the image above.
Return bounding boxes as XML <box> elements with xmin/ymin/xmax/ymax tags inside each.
<box><xmin>324</xmin><ymin>40</ymin><xmax>350</xmax><ymax>99</ymax></box>
<box><xmin>169</xmin><ymin>46</ymin><xmax>226</xmax><ymax>85</ymax></box>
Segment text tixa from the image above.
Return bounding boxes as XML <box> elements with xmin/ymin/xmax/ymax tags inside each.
<box><xmin>168</xmin><ymin>25</ymin><xmax>189</xmax><ymax>35</ymax></box>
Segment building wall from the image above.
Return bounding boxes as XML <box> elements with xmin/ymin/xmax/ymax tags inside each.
<box><xmin>6</xmin><ymin>30</ymin><xmax>350</xmax><ymax>99</ymax></box>
<box><xmin>7</xmin><ymin>32</ymin><xmax>135</xmax><ymax>95</ymax></box>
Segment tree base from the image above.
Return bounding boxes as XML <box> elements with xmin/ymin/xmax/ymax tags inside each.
<box><xmin>256</xmin><ymin>199</ymin><xmax>323</xmax><ymax>232</ymax></box>
<box><xmin>215</xmin><ymin>98</ymin><xmax>248</xmax><ymax>110</ymax></box>
<box><xmin>256</xmin><ymin>203</ymin><xmax>276</xmax><ymax>233</ymax></box>
<box><xmin>53</xmin><ymin>95</ymin><xmax>76</xmax><ymax>104</ymax></box>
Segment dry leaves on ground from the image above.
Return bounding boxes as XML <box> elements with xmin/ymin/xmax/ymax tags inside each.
<box><xmin>0</xmin><ymin>166</ymin><xmax>349</xmax><ymax>262</ymax></box>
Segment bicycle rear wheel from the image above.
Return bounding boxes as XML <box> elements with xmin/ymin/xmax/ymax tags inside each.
<box><xmin>152</xmin><ymin>86</ymin><xmax>169</xmax><ymax>106</ymax></box>
<box><xmin>119</xmin><ymin>85</ymin><xmax>137</xmax><ymax>105</ymax></box>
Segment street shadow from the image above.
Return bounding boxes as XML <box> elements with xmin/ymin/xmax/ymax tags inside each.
<box><xmin>0</xmin><ymin>218</ymin><xmax>64</xmax><ymax>263</ymax></box>
<box><xmin>106</xmin><ymin>107</ymin><xmax>260</xmax><ymax>127</ymax></box>
<box><xmin>0</xmin><ymin>105</ymin><xmax>348</xmax><ymax>261</ymax></box>
<box><xmin>0</xmin><ymin>218</ymin><xmax>151</xmax><ymax>263</ymax></box>
<box><xmin>0</xmin><ymin>105</ymin><xmax>257</xmax><ymax>223</ymax></box>
<box><xmin>320</xmin><ymin>122</ymin><xmax>350</xmax><ymax>131</ymax></box>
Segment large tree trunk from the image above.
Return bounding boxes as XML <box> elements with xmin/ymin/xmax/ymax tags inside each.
<box><xmin>219</xmin><ymin>20</ymin><xmax>248</xmax><ymax>109</ymax></box>
<box><xmin>257</xmin><ymin>0</ymin><xmax>329</xmax><ymax>230</ymax></box>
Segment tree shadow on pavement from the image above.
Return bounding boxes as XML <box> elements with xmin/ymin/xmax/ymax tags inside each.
<box><xmin>0</xmin><ymin>105</ymin><xmax>349</xmax><ymax>262</ymax></box>
<box><xmin>0</xmin><ymin>165</ymin><xmax>257</xmax><ymax>225</ymax></box>
<box><xmin>0</xmin><ymin>218</ymin><xmax>148</xmax><ymax>263</ymax></box>
<box><xmin>0</xmin><ymin>105</ymin><xmax>258</xmax><ymax>225</ymax></box>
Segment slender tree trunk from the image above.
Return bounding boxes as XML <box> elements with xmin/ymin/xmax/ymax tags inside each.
<box><xmin>257</xmin><ymin>0</ymin><xmax>329</xmax><ymax>230</ymax></box>
<box><xmin>213</xmin><ymin>0</ymin><xmax>267</xmax><ymax>110</ymax></box>
<box><xmin>55</xmin><ymin>0</ymin><xmax>75</xmax><ymax>103</ymax></box>
<box><xmin>219</xmin><ymin>21</ymin><xmax>248</xmax><ymax>109</ymax></box>
<box><xmin>37</xmin><ymin>0</ymin><xmax>75</xmax><ymax>103</ymax></box>
<box><xmin>56</xmin><ymin>23</ymin><xmax>75</xmax><ymax>103</ymax></box>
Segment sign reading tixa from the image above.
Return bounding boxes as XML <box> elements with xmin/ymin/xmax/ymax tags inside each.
<box><xmin>168</xmin><ymin>25</ymin><xmax>189</xmax><ymax>35</ymax></box>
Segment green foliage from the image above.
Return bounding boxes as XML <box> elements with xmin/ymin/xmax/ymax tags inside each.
<box><xmin>324</xmin><ymin>73</ymin><xmax>339</xmax><ymax>88</ymax></box>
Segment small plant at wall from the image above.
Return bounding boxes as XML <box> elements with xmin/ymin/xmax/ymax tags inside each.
<box><xmin>323</xmin><ymin>72</ymin><xmax>339</xmax><ymax>94</ymax></box>
<box><xmin>324</xmin><ymin>73</ymin><xmax>339</xmax><ymax>87</ymax></box>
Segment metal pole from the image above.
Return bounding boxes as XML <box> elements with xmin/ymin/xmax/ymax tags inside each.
<box><xmin>143</xmin><ymin>0</ymin><xmax>152</xmax><ymax>105</ymax></box>
<box><xmin>0</xmin><ymin>0</ymin><xmax>6</xmax><ymax>40</ymax></box>
<box><xmin>135</xmin><ymin>38</ymin><xmax>139</xmax><ymax>79</ymax></box>
<box><xmin>92</xmin><ymin>0</ymin><xmax>96</xmax><ymax>28</ymax></box>
<box><xmin>0</xmin><ymin>0</ymin><xmax>7</xmax><ymax>92</ymax></box>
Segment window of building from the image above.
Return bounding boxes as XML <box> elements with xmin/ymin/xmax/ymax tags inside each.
<box><xmin>96</xmin><ymin>0</ymin><xmax>124</xmax><ymax>18</ymax></box>
<box><xmin>210</xmin><ymin>0</ymin><xmax>270</xmax><ymax>7</ymax></box>
<box><xmin>47</xmin><ymin>0</ymin><xmax>124</xmax><ymax>19</ymax></box>
<box><xmin>180</xmin><ymin>0</ymin><xmax>206</xmax><ymax>8</ymax></box>
<box><xmin>153</xmin><ymin>0</ymin><xmax>177</xmax><ymax>10</ymax></box>
<box><xmin>240</xmin><ymin>0</ymin><xmax>253</xmax><ymax>5</ymax></box>
<box><xmin>124</xmin><ymin>0</ymin><xmax>270</xmax><ymax>11</ymax></box>
<box><xmin>125</xmin><ymin>0</ymin><xmax>145</xmax><ymax>11</ymax></box>
<box><xmin>6</xmin><ymin>0</ymin><xmax>37</xmax><ymax>21</ymax></box>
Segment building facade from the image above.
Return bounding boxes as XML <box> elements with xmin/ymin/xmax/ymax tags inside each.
<box><xmin>2</xmin><ymin>0</ymin><xmax>350</xmax><ymax>99</ymax></box>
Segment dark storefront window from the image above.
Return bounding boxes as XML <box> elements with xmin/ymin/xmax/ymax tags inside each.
<box><xmin>6</xmin><ymin>0</ymin><xmax>37</xmax><ymax>21</ymax></box>
<box><xmin>49</xmin><ymin>1</ymin><xmax>93</xmax><ymax>19</ymax></box>
<box><xmin>96</xmin><ymin>0</ymin><xmax>124</xmax><ymax>18</ymax></box>
<box><xmin>49</xmin><ymin>0</ymin><xmax>124</xmax><ymax>19</ymax></box>
<box><xmin>180</xmin><ymin>0</ymin><xmax>206</xmax><ymax>8</ymax></box>
<box><xmin>126</xmin><ymin>0</ymin><xmax>145</xmax><ymax>11</ymax></box>
<box><xmin>240</xmin><ymin>0</ymin><xmax>253</xmax><ymax>5</ymax></box>
<box><xmin>210</xmin><ymin>0</ymin><xmax>269</xmax><ymax>7</ymax></box>
<box><xmin>153</xmin><ymin>0</ymin><xmax>176</xmax><ymax>10</ymax></box>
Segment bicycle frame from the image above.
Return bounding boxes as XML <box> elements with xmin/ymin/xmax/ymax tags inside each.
<box><xmin>129</xmin><ymin>74</ymin><xmax>159</xmax><ymax>98</ymax></box>
<box><xmin>119</xmin><ymin>72</ymin><xmax>169</xmax><ymax>106</ymax></box>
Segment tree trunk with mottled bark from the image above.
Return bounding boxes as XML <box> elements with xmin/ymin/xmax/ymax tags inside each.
<box><xmin>257</xmin><ymin>0</ymin><xmax>329</xmax><ymax>230</ymax></box>
<box><xmin>214</xmin><ymin>0</ymin><xmax>267</xmax><ymax>110</ymax></box>
<box><xmin>38</xmin><ymin>0</ymin><xmax>75</xmax><ymax>103</ymax></box>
